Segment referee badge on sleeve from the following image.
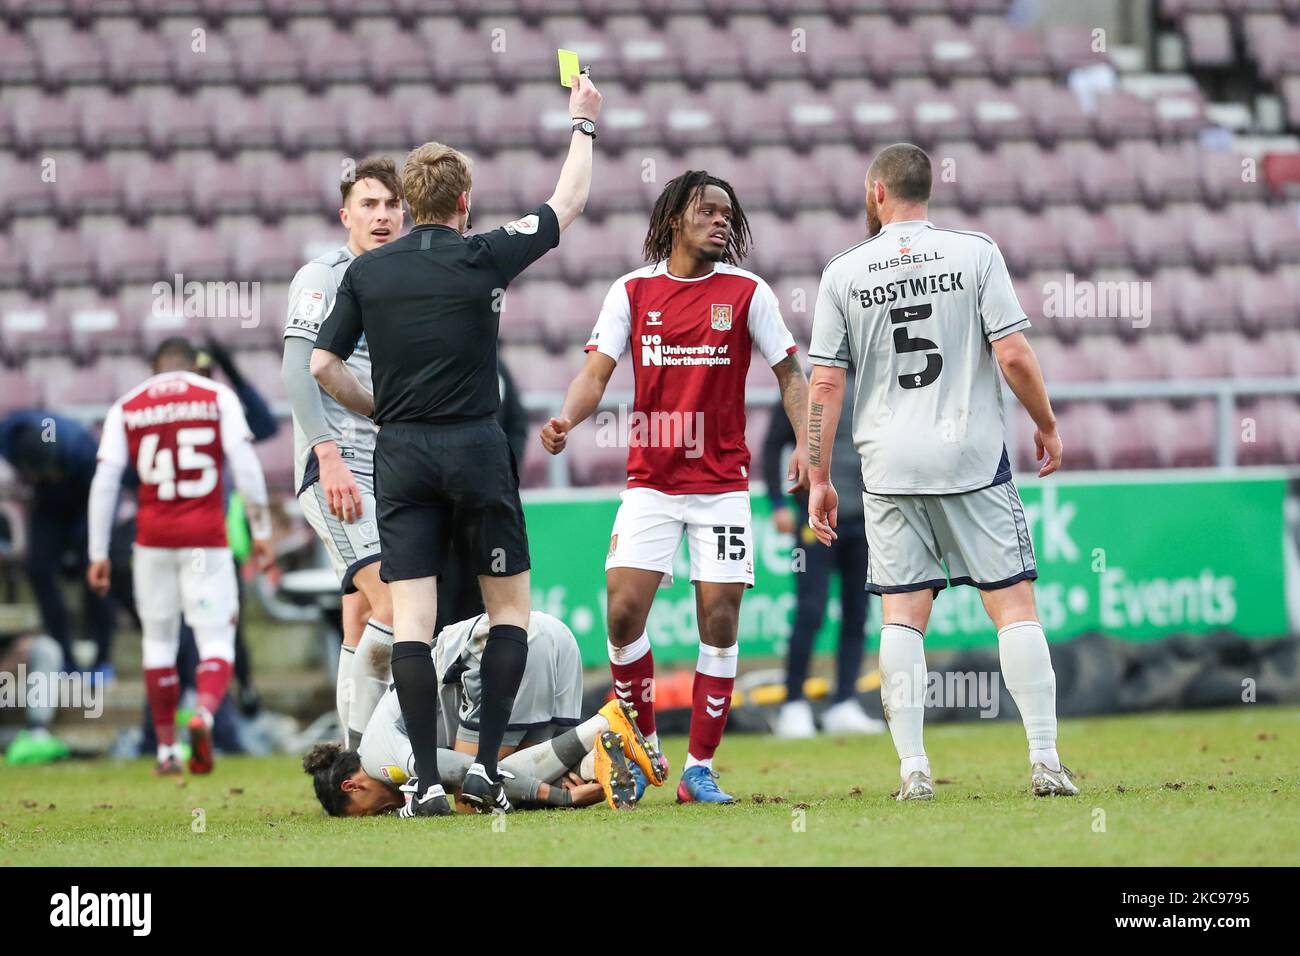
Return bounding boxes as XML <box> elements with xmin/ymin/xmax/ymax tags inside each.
<box><xmin>503</xmin><ymin>214</ymin><xmax>540</xmax><ymax>236</ymax></box>
<box><xmin>710</xmin><ymin>304</ymin><xmax>732</xmax><ymax>331</ymax></box>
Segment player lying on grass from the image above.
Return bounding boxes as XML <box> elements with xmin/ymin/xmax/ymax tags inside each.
<box><xmin>305</xmin><ymin>610</ymin><xmax>667</xmax><ymax>816</ymax></box>
<box><xmin>304</xmin><ymin>693</ymin><xmax>659</xmax><ymax>816</ymax></box>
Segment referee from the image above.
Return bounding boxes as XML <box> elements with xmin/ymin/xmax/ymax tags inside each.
<box><xmin>311</xmin><ymin>74</ymin><xmax>603</xmax><ymax>816</ymax></box>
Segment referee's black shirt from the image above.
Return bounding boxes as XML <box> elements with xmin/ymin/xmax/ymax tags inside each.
<box><xmin>315</xmin><ymin>203</ymin><xmax>560</xmax><ymax>425</ymax></box>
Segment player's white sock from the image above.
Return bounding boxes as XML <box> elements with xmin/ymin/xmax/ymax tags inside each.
<box><xmin>578</xmin><ymin>749</ymin><xmax>596</xmax><ymax>781</ymax></box>
<box><xmin>879</xmin><ymin>624</ymin><xmax>929</xmax><ymax>780</ymax></box>
<box><xmin>336</xmin><ymin>644</ymin><xmax>355</xmax><ymax>744</ymax></box>
<box><xmin>349</xmin><ymin>620</ymin><xmax>394</xmax><ymax>739</ymax></box>
<box><xmin>502</xmin><ymin>714</ymin><xmax>608</xmax><ymax>783</ymax></box>
<box><xmin>997</xmin><ymin>620</ymin><xmax>1060</xmax><ymax>770</ymax></box>
<box><xmin>683</xmin><ymin>753</ymin><xmax>713</xmax><ymax>771</ymax></box>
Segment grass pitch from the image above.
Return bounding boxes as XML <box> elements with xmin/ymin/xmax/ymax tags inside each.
<box><xmin>2</xmin><ymin>706</ymin><xmax>1297</xmax><ymax>866</ymax></box>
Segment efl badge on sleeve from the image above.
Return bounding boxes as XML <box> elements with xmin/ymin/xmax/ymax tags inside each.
<box><xmin>710</xmin><ymin>303</ymin><xmax>733</xmax><ymax>331</ymax></box>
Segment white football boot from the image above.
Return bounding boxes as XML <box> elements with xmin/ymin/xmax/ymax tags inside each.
<box><xmin>1031</xmin><ymin>762</ymin><xmax>1079</xmax><ymax>796</ymax></box>
<box><xmin>821</xmin><ymin>698</ymin><xmax>887</xmax><ymax>735</ymax></box>
<box><xmin>896</xmin><ymin>770</ymin><xmax>935</xmax><ymax>801</ymax></box>
<box><xmin>774</xmin><ymin>699</ymin><xmax>817</xmax><ymax>739</ymax></box>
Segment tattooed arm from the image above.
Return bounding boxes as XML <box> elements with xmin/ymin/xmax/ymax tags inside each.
<box><xmin>806</xmin><ymin>364</ymin><xmax>847</xmax><ymax>546</ymax></box>
<box><xmin>771</xmin><ymin>354</ymin><xmax>810</xmax><ymax>493</ymax></box>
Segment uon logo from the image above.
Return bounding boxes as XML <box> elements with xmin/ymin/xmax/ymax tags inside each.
<box><xmin>640</xmin><ymin>333</ymin><xmax>663</xmax><ymax>365</ymax></box>
<box><xmin>710</xmin><ymin>303</ymin><xmax>732</xmax><ymax>331</ymax></box>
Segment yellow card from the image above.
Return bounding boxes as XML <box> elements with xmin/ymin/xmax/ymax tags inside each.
<box><xmin>558</xmin><ymin>49</ymin><xmax>582</xmax><ymax>87</ymax></box>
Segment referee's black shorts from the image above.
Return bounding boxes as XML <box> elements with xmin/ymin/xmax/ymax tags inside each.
<box><xmin>374</xmin><ymin>418</ymin><xmax>530</xmax><ymax>583</ymax></box>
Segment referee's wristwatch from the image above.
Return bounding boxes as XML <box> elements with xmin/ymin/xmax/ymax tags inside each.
<box><xmin>571</xmin><ymin>117</ymin><xmax>597</xmax><ymax>139</ymax></box>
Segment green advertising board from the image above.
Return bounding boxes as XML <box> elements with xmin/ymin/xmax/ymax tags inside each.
<box><xmin>523</xmin><ymin>471</ymin><xmax>1294</xmax><ymax>667</ymax></box>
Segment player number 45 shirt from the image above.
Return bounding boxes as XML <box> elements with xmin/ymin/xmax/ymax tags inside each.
<box><xmin>96</xmin><ymin>370</ymin><xmax>255</xmax><ymax>549</ymax></box>
<box><xmin>585</xmin><ymin>261</ymin><xmax>797</xmax><ymax>494</ymax></box>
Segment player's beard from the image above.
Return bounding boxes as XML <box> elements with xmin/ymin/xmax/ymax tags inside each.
<box><xmin>699</xmin><ymin>241</ymin><xmax>726</xmax><ymax>262</ymax></box>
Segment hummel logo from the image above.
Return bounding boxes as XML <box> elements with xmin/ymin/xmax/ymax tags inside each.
<box><xmin>904</xmin><ymin>310</ymin><xmax>917</xmax><ymax>317</ymax></box>
<box><xmin>614</xmin><ymin>679</ymin><xmax>633</xmax><ymax>701</ymax></box>
<box><xmin>646</xmin><ymin>311</ymin><xmax>663</xmax><ymax>325</ymax></box>
<box><xmin>705</xmin><ymin>694</ymin><xmax>727</xmax><ymax>718</ymax></box>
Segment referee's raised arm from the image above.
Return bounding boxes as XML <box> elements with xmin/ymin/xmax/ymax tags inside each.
<box><xmin>546</xmin><ymin>73</ymin><xmax>603</xmax><ymax>231</ymax></box>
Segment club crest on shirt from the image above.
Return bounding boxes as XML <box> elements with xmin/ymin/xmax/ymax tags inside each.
<box><xmin>710</xmin><ymin>303</ymin><xmax>732</xmax><ymax>331</ymax></box>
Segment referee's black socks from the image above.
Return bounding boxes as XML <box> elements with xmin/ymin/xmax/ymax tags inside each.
<box><xmin>477</xmin><ymin>624</ymin><xmax>530</xmax><ymax>780</ymax></box>
<box><xmin>390</xmin><ymin>640</ymin><xmax>441</xmax><ymax>795</ymax></box>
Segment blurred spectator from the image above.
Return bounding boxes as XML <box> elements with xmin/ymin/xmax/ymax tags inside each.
<box><xmin>0</xmin><ymin>410</ymin><xmax>115</xmax><ymax>674</ymax></box>
<box><xmin>761</xmin><ymin>370</ymin><xmax>884</xmax><ymax>738</ymax></box>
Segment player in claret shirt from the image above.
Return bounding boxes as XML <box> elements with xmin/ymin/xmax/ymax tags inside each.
<box><xmin>86</xmin><ymin>338</ymin><xmax>275</xmax><ymax>777</ymax></box>
<box><xmin>541</xmin><ymin>171</ymin><xmax>810</xmax><ymax>804</ymax></box>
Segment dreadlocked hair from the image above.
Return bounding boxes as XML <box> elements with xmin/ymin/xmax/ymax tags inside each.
<box><xmin>642</xmin><ymin>170</ymin><xmax>751</xmax><ymax>266</ymax></box>
<box><xmin>303</xmin><ymin>742</ymin><xmax>361</xmax><ymax>817</ymax></box>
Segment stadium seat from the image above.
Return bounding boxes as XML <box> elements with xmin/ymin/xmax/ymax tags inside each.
<box><xmin>1247</xmin><ymin>204</ymin><xmax>1300</xmax><ymax>268</ymax></box>
<box><xmin>97</xmin><ymin>20</ymin><xmax>175</xmax><ymax>90</ymax></box>
<box><xmin>1</xmin><ymin>301</ymin><xmax>68</xmax><ymax>360</ymax></box>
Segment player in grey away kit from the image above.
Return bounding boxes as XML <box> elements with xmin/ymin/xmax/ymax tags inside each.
<box><xmin>282</xmin><ymin>158</ymin><xmax>404</xmax><ymax>749</ymax></box>
<box><xmin>303</xmin><ymin>613</ymin><xmax>663</xmax><ymax>816</ymax></box>
<box><xmin>805</xmin><ymin>143</ymin><xmax>1078</xmax><ymax>801</ymax></box>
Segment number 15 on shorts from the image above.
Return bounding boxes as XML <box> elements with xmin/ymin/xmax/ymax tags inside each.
<box><xmin>713</xmin><ymin>525</ymin><xmax>747</xmax><ymax>561</ymax></box>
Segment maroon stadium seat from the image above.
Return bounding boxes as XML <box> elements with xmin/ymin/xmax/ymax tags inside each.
<box><xmin>10</xmin><ymin>92</ymin><xmax>81</xmax><ymax>155</ymax></box>
<box><xmin>0</xmin><ymin>366</ymin><xmax>40</xmax><ymax>416</ymax></box>
<box><xmin>1173</xmin><ymin>269</ymin><xmax>1240</xmax><ymax>338</ymax></box>
<box><xmin>1163</xmin><ymin>333</ymin><xmax>1231</xmax><ymax>379</ymax></box>
<box><xmin>63</xmin><ymin>294</ymin><xmax>137</xmax><ymax>360</ymax></box>
<box><xmin>114</xmin><ymin>153</ymin><xmax>195</xmax><ymax>221</ymax></box>
<box><xmin>1</xmin><ymin>301</ymin><xmax>69</xmax><ymax>360</ymax></box>
<box><xmin>1188</xmin><ymin>204</ymin><xmax>1254</xmax><ymax>270</ymax></box>
<box><xmin>1237</xmin><ymin>269</ymin><xmax>1298</xmax><ymax>335</ymax></box>
<box><xmin>190</xmin><ymin>156</ymin><xmax>261</xmax><ymax>221</ymax></box>
<box><xmin>1167</xmin><ymin>399</ymin><xmax>1216</xmax><ymax>469</ymax></box>
<box><xmin>1136</xmin><ymin>141</ymin><xmax>1202</xmax><ymax>206</ymax></box>
<box><xmin>1183</xmin><ymin>13</ymin><xmax>1235</xmax><ymax>67</ymax></box>
<box><xmin>32</xmin><ymin>24</ymin><xmax>107</xmax><ymax>88</ymax></box>
<box><xmin>160</xmin><ymin>20</ymin><xmax>238</xmax><ymax>88</ymax></box>
<box><xmin>201</xmin><ymin>88</ymin><xmax>282</xmax><ymax>155</ymax></box>
<box><xmin>231</xmin><ymin>27</ymin><xmax>303</xmax><ymax>91</ymax></box>
<box><xmin>92</xmin><ymin>227</ymin><xmax>165</xmax><ymax>288</ymax></box>
<box><xmin>968</xmin><ymin>88</ymin><xmax>1036</xmax><ymax>147</ymax></box>
<box><xmin>293</xmin><ymin>23</ymin><xmax>369</xmax><ymax>90</ymax></box>
<box><xmin>802</xmin><ymin>18</ymin><xmax>873</xmax><ymax>88</ymax></box>
<box><xmin>50</xmin><ymin>156</ymin><xmax>122</xmax><ymax>222</ymax></box>
<box><xmin>1092</xmin><ymin>91</ymin><xmax>1159</xmax><ymax>146</ymax></box>
<box><xmin>1247</xmin><ymin>204</ymin><xmax>1300</xmax><ymax>268</ymax></box>
<box><xmin>975</xmin><ymin>19</ymin><xmax>1051</xmax><ymax>82</ymax></box>
<box><xmin>98</xmin><ymin>20</ymin><xmax>174</xmax><ymax>89</ymax></box>
<box><xmin>0</xmin><ymin>27</ymin><xmax>39</xmax><ymax>85</ymax></box>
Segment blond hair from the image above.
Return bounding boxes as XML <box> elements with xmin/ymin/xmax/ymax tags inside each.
<box><xmin>402</xmin><ymin>142</ymin><xmax>473</xmax><ymax>224</ymax></box>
